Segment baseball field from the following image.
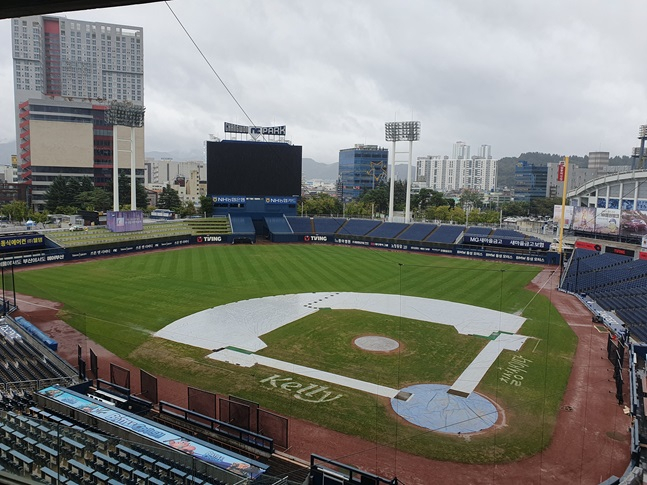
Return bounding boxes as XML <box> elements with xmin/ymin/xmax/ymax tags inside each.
<box><xmin>12</xmin><ymin>244</ymin><xmax>577</xmax><ymax>463</ymax></box>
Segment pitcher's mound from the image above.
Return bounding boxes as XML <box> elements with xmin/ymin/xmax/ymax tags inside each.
<box><xmin>354</xmin><ymin>335</ymin><xmax>400</xmax><ymax>352</ymax></box>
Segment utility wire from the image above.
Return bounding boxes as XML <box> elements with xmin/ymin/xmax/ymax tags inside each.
<box><xmin>164</xmin><ymin>1</ymin><xmax>257</xmax><ymax>129</ymax></box>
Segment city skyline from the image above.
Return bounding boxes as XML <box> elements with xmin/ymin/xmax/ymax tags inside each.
<box><xmin>1</xmin><ymin>1</ymin><xmax>647</xmax><ymax>165</ymax></box>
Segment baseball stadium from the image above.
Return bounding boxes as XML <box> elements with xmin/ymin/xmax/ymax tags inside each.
<box><xmin>0</xmin><ymin>128</ymin><xmax>646</xmax><ymax>485</ymax></box>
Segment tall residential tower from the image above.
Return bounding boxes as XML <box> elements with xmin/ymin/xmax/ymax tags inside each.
<box><xmin>12</xmin><ymin>15</ymin><xmax>144</xmax><ymax>209</ymax></box>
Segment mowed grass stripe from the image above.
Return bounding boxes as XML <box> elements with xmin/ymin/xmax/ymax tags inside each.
<box><xmin>13</xmin><ymin>244</ymin><xmax>576</xmax><ymax>464</ymax></box>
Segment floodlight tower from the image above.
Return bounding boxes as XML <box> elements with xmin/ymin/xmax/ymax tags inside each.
<box><xmin>637</xmin><ymin>124</ymin><xmax>647</xmax><ymax>170</ymax></box>
<box><xmin>106</xmin><ymin>101</ymin><xmax>145</xmax><ymax>211</ymax></box>
<box><xmin>631</xmin><ymin>147</ymin><xmax>641</xmax><ymax>171</ymax></box>
<box><xmin>385</xmin><ymin>121</ymin><xmax>421</xmax><ymax>222</ymax></box>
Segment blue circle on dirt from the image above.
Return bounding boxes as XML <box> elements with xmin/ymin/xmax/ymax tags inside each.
<box><xmin>391</xmin><ymin>384</ymin><xmax>498</xmax><ymax>434</ymax></box>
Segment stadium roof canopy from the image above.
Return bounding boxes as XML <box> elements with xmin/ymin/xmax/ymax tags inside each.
<box><xmin>0</xmin><ymin>0</ymin><xmax>161</xmax><ymax>20</ymax></box>
<box><xmin>567</xmin><ymin>169</ymin><xmax>647</xmax><ymax>199</ymax></box>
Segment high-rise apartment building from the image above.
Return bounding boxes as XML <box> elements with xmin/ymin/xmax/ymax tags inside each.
<box><xmin>416</xmin><ymin>142</ymin><xmax>497</xmax><ymax>193</ymax></box>
<box><xmin>338</xmin><ymin>145</ymin><xmax>388</xmax><ymax>201</ymax></box>
<box><xmin>12</xmin><ymin>15</ymin><xmax>144</xmax><ymax>210</ymax></box>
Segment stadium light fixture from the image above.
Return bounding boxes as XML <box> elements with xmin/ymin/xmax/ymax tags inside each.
<box><xmin>639</xmin><ymin>124</ymin><xmax>647</xmax><ymax>139</ymax></box>
<box><xmin>385</xmin><ymin>121</ymin><xmax>421</xmax><ymax>142</ymax></box>
<box><xmin>106</xmin><ymin>101</ymin><xmax>145</xmax><ymax>128</ymax></box>
<box><xmin>106</xmin><ymin>101</ymin><xmax>145</xmax><ymax>211</ymax></box>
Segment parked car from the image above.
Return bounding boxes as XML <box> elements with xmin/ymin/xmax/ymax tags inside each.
<box><xmin>69</xmin><ymin>224</ymin><xmax>85</xmax><ymax>231</ymax></box>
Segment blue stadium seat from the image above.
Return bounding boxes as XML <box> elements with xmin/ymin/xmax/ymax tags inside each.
<box><xmin>312</xmin><ymin>218</ymin><xmax>346</xmax><ymax>234</ymax></box>
<box><xmin>425</xmin><ymin>225</ymin><xmax>465</xmax><ymax>244</ymax></box>
<box><xmin>336</xmin><ymin>219</ymin><xmax>382</xmax><ymax>236</ymax></box>
<box><xmin>396</xmin><ymin>223</ymin><xmax>437</xmax><ymax>241</ymax></box>
<box><xmin>265</xmin><ymin>216</ymin><xmax>293</xmax><ymax>234</ymax></box>
<box><xmin>230</xmin><ymin>216</ymin><xmax>255</xmax><ymax>235</ymax></box>
<box><xmin>367</xmin><ymin>222</ymin><xmax>409</xmax><ymax>239</ymax></box>
<box><xmin>286</xmin><ymin>217</ymin><xmax>313</xmax><ymax>234</ymax></box>
<box><xmin>464</xmin><ymin>226</ymin><xmax>491</xmax><ymax>236</ymax></box>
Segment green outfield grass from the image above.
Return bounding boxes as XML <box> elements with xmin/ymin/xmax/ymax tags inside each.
<box><xmin>13</xmin><ymin>244</ymin><xmax>577</xmax><ymax>463</ymax></box>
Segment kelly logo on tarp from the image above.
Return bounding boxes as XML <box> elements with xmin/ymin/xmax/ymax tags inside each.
<box><xmin>260</xmin><ymin>375</ymin><xmax>343</xmax><ymax>403</ymax></box>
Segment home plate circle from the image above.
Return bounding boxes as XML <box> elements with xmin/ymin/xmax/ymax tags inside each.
<box><xmin>391</xmin><ymin>384</ymin><xmax>498</xmax><ymax>434</ymax></box>
<box><xmin>354</xmin><ymin>336</ymin><xmax>400</xmax><ymax>352</ymax></box>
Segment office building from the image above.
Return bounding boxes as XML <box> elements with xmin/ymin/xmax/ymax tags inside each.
<box><xmin>338</xmin><ymin>145</ymin><xmax>388</xmax><ymax>201</ymax></box>
<box><xmin>514</xmin><ymin>161</ymin><xmax>548</xmax><ymax>202</ymax></box>
<box><xmin>12</xmin><ymin>15</ymin><xmax>144</xmax><ymax>209</ymax></box>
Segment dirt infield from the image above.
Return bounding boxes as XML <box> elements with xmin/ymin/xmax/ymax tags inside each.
<box><xmin>13</xmin><ymin>266</ymin><xmax>631</xmax><ymax>484</ymax></box>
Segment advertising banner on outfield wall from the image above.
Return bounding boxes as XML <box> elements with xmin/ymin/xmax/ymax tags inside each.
<box><xmin>462</xmin><ymin>235</ymin><xmax>550</xmax><ymax>251</ymax></box>
<box><xmin>0</xmin><ymin>234</ymin><xmax>46</xmax><ymax>253</ymax></box>
<box><xmin>0</xmin><ymin>248</ymin><xmax>66</xmax><ymax>267</ymax></box>
<box><xmin>68</xmin><ymin>238</ymin><xmax>192</xmax><ymax>261</ymax></box>
<box><xmin>332</xmin><ymin>236</ymin><xmax>559</xmax><ymax>264</ymax></box>
<box><xmin>193</xmin><ymin>235</ymin><xmax>228</xmax><ymax>244</ymax></box>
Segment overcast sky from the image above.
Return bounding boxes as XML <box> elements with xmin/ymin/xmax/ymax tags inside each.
<box><xmin>1</xmin><ymin>0</ymin><xmax>646</xmax><ymax>164</ymax></box>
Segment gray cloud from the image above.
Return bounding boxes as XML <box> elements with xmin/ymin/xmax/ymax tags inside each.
<box><xmin>1</xmin><ymin>0</ymin><xmax>646</xmax><ymax>164</ymax></box>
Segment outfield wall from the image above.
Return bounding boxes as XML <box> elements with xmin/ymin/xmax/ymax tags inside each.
<box><xmin>299</xmin><ymin>234</ymin><xmax>560</xmax><ymax>264</ymax></box>
<box><xmin>0</xmin><ymin>230</ymin><xmax>557</xmax><ymax>269</ymax></box>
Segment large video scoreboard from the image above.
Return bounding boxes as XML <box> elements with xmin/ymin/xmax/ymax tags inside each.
<box><xmin>206</xmin><ymin>140</ymin><xmax>302</xmax><ymax>197</ymax></box>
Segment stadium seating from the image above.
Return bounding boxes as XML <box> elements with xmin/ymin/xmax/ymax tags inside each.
<box><xmin>492</xmin><ymin>228</ymin><xmax>527</xmax><ymax>238</ymax></box>
<box><xmin>425</xmin><ymin>225</ymin><xmax>465</xmax><ymax>244</ymax></box>
<box><xmin>265</xmin><ymin>216</ymin><xmax>293</xmax><ymax>234</ymax></box>
<box><xmin>562</xmin><ymin>250</ymin><xmax>647</xmax><ymax>343</ymax></box>
<box><xmin>464</xmin><ymin>226</ymin><xmax>492</xmax><ymax>236</ymax></box>
<box><xmin>396</xmin><ymin>223</ymin><xmax>437</xmax><ymax>241</ymax></box>
<box><xmin>230</xmin><ymin>216</ymin><xmax>255</xmax><ymax>235</ymax></box>
<box><xmin>366</xmin><ymin>222</ymin><xmax>409</xmax><ymax>239</ymax></box>
<box><xmin>312</xmin><ymin>217</ymin><xmax>346</xmax><ymax>234</ymax></box>
<box><xmin>336</xmin><ymin>219</ymin><xmax>382</xmax><ymax>236</ymax></box>
<box><xmin>286</xmin><ymin>216</ymin><xmax>314</xmax><ymax>234</ymax></box>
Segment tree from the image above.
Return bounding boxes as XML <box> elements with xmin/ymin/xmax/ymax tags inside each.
<box><xmin>199</xmin><ymin>196</ymin><xmax>214</xmax><ymax>217</ymax></box>
<box><xmin>302</xmin><ymin>193</ymin><xmax>342</xmax><ymax>215</ymax></box>
<box><xmin>1</xmin><ymin>201</ymin><xmax>29</xmax><ymax>222</ymax></box>
<box><xmin>459</xmin><ymin>189</ymin><xmax>484</xmax><ymax>209</ymax></box>
<box><xmin>178</xmin><ymin>200</ymin><xmax>197</xmax><ymax>218</ymax></box>
<box><xmin>425</xmin><ymin>205</ymin><xmax>452</xmax><ymax>223</ymax></box>
<box><xmin>45</xmin><ymin>176</ymin><xmax>75</xmax><ymax>212</ymax></box>
<box><xmin>360</xmin><ymin>183</ymin><xmax>389</xmax><ymax>214</ymax></box>
<box><xmin>80</xmin><ymin>176</ymin><xmax>94</xmax><ymax>193</ymax></box>
<box><xmin>157</xmin><ymin>185</ymin><xmax>182</xmax><ymax>212</ymax></box>
<box><xmin>530</xmin><ymin>197</ymin><xmax>561</xmax><ymax>217</ymax></box>
<box><xmin>75</xmin><ymin>188</ymin><xmax>113</xmax><ymax>212</ymax></box>
<box><xmin>344</xmin><ymin>201</ymin><xmax>371</xmax><ymax>218</ymax></box>
<box><xmin>104</xmin><ymin>174</ymin><xmax>148</xmax><ymax>210</ymax></box>
<box><xmin>393</xmin><ymin>180</ymin><xmax>407</xmax><ymax>211</ymax></box>
<box><xmin>28</xmin><ymin>210</ymin><xmax>49</xmax><ymax>225</ymax></box>
<box><xmin>502</xmin><ymin>201</ymin><xmax>530</xmax><ymax>217</ymax></box>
